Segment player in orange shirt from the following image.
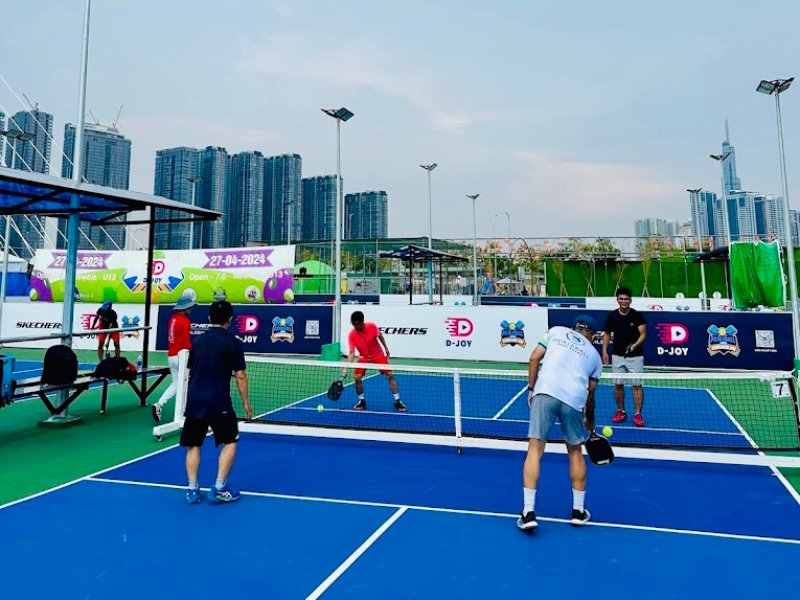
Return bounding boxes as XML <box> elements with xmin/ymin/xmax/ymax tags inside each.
<box><xmin>341</xmin><ymin>311</ymin><xmax>406</xmax><ymax>412</ymax></box>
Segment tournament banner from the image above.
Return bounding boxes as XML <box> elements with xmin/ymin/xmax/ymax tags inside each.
<box><xmin>29</xmin><ymin>246</ymin><xmax>295</xmax><ymax>305</ymax></box>
<box><xmin>547</xmin><ymin>308</ymin><xmax>793</xmax><ymax>371</ymax></box>
<box><xmin>155</xmin><ymin>304</ymin><xmax>333</xmax><ymax>355</ymax></box>
<box><xmin>339</xmin><ymin>305</ymin><xmax>549</xmax><ymax>362</ymax></box>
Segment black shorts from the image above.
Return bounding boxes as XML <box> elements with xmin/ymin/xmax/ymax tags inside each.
<box><xmin>179</xmin><ymin>416</ymin><xmax>240</xmax><ymax>447</ymax></box>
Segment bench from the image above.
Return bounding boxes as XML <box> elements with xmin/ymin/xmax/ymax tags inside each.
<box><xmin>11</xmin><ymin>374</ymin><xmax>110</xmax><ymax>416</ymax></box>
<box><xmin>10</xmin><ymin>366</ymin><xmax>171</xmax><ymax>415</ymax></box>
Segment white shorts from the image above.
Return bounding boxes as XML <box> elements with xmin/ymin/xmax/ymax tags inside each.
<box><xmin>611</xmin><ymin>355</ymin><xmax>643</xmax><ymax>386</ymax></box>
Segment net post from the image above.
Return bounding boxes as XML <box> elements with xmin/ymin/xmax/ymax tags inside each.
<box><xmin>453</xmin><ymin>369</ymin><xmax>462</xmax><ymax>453</ymax></box>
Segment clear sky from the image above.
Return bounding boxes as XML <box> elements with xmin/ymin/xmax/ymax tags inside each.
<box><xmin>2</xmin><ymin>0</ymin><xmax>799</xmax><ymax>240</ymax></box>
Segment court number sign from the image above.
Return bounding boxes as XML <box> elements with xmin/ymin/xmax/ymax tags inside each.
<box><xmin>770</xmin><ymin>380</ymin><xmax>791</xmax><ymax>398</ymax></box>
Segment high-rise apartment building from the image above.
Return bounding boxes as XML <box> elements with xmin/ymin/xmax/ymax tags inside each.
<box><xmin>301</xmin><ymin>176</ymin><xmax>338</xmax><ymax>241</ymax></box>
<box><xmin>3</xmin><ymin>107</ymin><xmax>52</xmax><ymax>173</ymax></box>
<box><xmin>689</xmin><ymin>189</ymin><xmax>718</xmax><ymax>245</ymax></box>
<box><xmin>229</xmin><ymin>151</ymin><xmax>264</xmax><ymax>247</ymax></box>
<box><xmin>61</xmin><ymin>122</ymin><xmax>132</xmax><ymax>250</ymax></box>
<box><xmin>633</xmin><ymin>218</ymin><xmax>679</xmax><ymax>239</ymax></box>
<box><xmin>263</xmin><ymin>154</ymin><xmax>302</xmax><ymax>243</ymax></box>
<box><xmin>344</xmin><ymin>191</ymin><xmax>389</xmax><ymax>239</ymax></box>
<box><xmin>153</xmin><ymin>146</ymin><xmax>200</xmax><ymax>249</ymax></box>
<box><xmin>198</xmin><ymin>146</ymin><xmax>230</xmax><ymax>248</ymax></box>
<box><xmin>4</xmin><ymin>107</ymin><xmax>53</xmax><ymax>258</ymax></box>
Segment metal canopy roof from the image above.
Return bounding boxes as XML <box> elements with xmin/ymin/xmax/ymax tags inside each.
<box><xmin>378</xmin><ymin>244</ymin><xmax>468</xmax><ymax>264</ymax></box>
<box><xmin>0</xmin><ymin>167</ymin><xmax>220</xmax><ymax>224</ymax></box>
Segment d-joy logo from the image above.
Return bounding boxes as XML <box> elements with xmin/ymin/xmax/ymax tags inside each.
<box><xmin>654</xmin><ymin>323</ymin><xmax>689</xmax><ymax>357</ymax></box>
<box><xmin>444</xmin><ymin>317</ymin><xmax>474</xmax><ymax>348</ymax></box>
<box><xmin>235</xmin><ymin>315</ymin><xmax>260</xmax><ymax>343</ymax></box>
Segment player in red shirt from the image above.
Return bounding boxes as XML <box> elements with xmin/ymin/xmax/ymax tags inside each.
<box><xmin>342</xmin><ymin>310</ymin><xmax>406</xmax><ymax>411</ymax></box>
<box><xmin>152</xmin><ymin>293</ymin><xmax>196</xmax><ymax>422</ymax></box>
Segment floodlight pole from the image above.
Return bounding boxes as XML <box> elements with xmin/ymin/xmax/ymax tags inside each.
<box><xmin>61</xmin><ymin>0</ymin><xmax>91</xmax><ymax>351</ymax></box>
<box><xmin>421</xmin><ymin>163</ymin><xmax>437</xmax><ymax>302</ymax></box>
<box><xmin>322</xmin><ymin>107</ymin><xmax>354</xmax><ymax>345</ymax></box>
<box><xmin>420</xmin><ymin>163</ymin><xmax>438</xmax><ymax>304</ymax></box>
<box><xmin>467</xmin><ymin>194</ymin><xmax>480</xmax><ymax>305</ymax></box>
<box><xmin>757</xmin><ymin>77</ymin><xmax>800</xmax><ymax>370</ymax></box>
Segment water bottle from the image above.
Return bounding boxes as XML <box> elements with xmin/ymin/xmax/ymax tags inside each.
<box><xmin>136</xmin><ymin>354</ymin><xmax>143</xmax><ymax>371</ymax></box>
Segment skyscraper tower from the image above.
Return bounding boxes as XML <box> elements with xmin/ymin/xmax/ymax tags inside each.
<box><xmin>722</xmin><ymin>120</ymin><xmax>742</xmax><ymax>193</ymax></box>
<box><xmin>153</xmin><ymin>146</ymin><xmax>200</xmax><ymax>249</ymax></box>
<box><xmin>4</xmin><ymin>106</ymin><xmax>53</xmax><ymax>173</ymax></box>
<box><xmin>344</xmin><ymin>191</ymin><xmax>389</xmax><ymax>239</ymax></box>
<box><xmin>229</xmin><ymin>151</ymin><xmax>265</xmax><ymax>247</ymax></box>
<box><xmin>688</xmin><ymin>189</ymin><xmax>718</xmax><ymax>245</ymax></box>
<box><xmin>62</xmin><ymin>122</ymin><xmax>132</xmax><ymax>250</ymax></box>
<box><xmin>263</xmin><ymin>154</ymin><xmax>302</xmax><ymax>243</ymax></box>
<box><xmin>4</xmin><ymin>107</ymin><xmax>53</xmax><ymax>258</ymax></box>
<box><xmin>198</xmin><ymin>146</ymin><xmax>230</xmax><ymax>248</ymax></box>
<box><xmin>301</xmin><ymin>175</ymin><xmax>338</xmax><ymax>241</ymax></box>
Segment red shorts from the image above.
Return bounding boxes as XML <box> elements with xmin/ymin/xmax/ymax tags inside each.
<box><xmin>98</xmin><ymin>332</ymin><xmax>120</xmax><ymax>344</ymax></box>
<box><xmin>354</xmin><ymin>354</ymin><xmax>391</xmax><ymax>377</ymax></box>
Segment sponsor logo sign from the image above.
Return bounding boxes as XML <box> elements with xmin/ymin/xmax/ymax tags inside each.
<box><xmin>444</xmin><ymin>317</ymin><xmax>474</xmax><ymax>348</ymax></box>
<box><xmin>270</xmin><ymin>316</ymin><xmax>294</xmax><ymax>343</ymax></box>
<box><xmin>499</xmin><ymin>320</ymin><xmax>526</xmax><ymax>348</ymax></box>
<box><xmin>707</xmin><ymin>324</ymin><xmax>740</xmax><ymax>357</ymax></box>
<box><xmin>654</xmin><ymin>322</ymin><xmax>690</xmax><ymax>356</ymax></box>
<box><xmin>754</xmin><ymin>329</ymin><xmax>776</xmax><ymax>353</ymax></box>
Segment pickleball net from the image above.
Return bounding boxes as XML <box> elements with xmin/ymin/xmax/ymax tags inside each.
<box><xmin>156</xmin><ymin>354</ymin><xmax>800</xmax><ymax>467</ymax></box>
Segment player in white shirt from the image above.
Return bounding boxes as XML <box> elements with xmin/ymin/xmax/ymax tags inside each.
<box><xmin>517</xmin><ymin>315</ymin><xmax>602</xmax><ymax>531</ymax></box>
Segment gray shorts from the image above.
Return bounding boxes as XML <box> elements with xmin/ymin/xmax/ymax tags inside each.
<box><xmin>611</xmin><ymin>354</ymin><xmax>644</xmax><ymax>386</ymax></box>
<box><xmin>528</xmin><ymin>393</ymin><xmax>587</xmax><ymax>446</ymax></box>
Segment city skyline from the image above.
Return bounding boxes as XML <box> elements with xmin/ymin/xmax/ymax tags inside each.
<box><xmin>4</xmin><ymin>1</ymin><xmax>800</xmax><ymax>240</ymax></box>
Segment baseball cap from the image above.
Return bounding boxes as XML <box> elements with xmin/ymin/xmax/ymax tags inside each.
<box><xmin>573</xmin><ymin>315</ymin><xmax>599</xmax><ymax>332</ymax></box>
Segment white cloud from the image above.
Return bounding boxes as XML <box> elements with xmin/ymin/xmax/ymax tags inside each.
<box><xmin>238</xmin><ymin>34</ymin><xmax>494</xmax><ymax>132</ymax></box>
<box><xmin>504</xmin><ymin>151</ymin><xmax>679</xmax><ymax>236</ymax></box>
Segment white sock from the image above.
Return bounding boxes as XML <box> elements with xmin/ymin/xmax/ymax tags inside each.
<box><xmin>523</xmin><ymin>488</ymin><xmax>536</xmax><ymax>513</ymax></box>
<box><xmin>393</xmin><ymin>393</ymin><xmax>400</xmax><ymax>401</ymax></box>
<box><xmin>358</xmin><ymin>394</ymin><xmax>365</xmax><ymax>401</ymax></box>
<box><xmin>188</xmin><ymin>481</ymin><xmax>199</xmax><ymax>490</ymax></box>
<box><xmin>215</xmin><ymin>479</ymin><xmax>226</xmax><ymax>489</ymax></box>
<box><xmin>573</xmin><ymin>489</ymin><xmax>586</xmax><ymax>512</ymax></box>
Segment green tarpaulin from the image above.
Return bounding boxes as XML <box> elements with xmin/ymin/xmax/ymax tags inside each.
<box><xmin>729</xmin><ymin>241</ymin><xmax>785</xmax><ymax>309</ymax></box>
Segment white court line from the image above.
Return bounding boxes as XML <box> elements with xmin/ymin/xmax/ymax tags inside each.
<box><xmin>306</xmin><ymin>506</ymin><xmax>408</xmax><ymax>599</ymax></box>
<box><xmin>87</xmin><ymin>477</ymin><xmax>800</xmax><ymax>546</ymax></box>
<box><xmin>492</xmin><ymin>385</ymin><xmax>529</xmax><ymax>420</ymax></box>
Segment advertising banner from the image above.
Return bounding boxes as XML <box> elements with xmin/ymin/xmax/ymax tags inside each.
<box><xmin>1</xmin><ymin>302</ymin><xmax>153</xmax><ymax>352</ymax></box>
<box><xmin>155</xmin><ymin>304</ymin><xmax>333</xmax><ymax>355</ymax></box>
<box><xmin>30</xmin><ymin>246</ymin><xmax>295</xmax><ymax>305</ymax></box>
<box><xmin>340</xmin><ymin>305</ymin><xmax>549</xmax><ymax>362</ymax></box>
<box><xmin>547</xmin><ymin>308</ymin><xmax>793</xmax><ymax>371</ymax></box>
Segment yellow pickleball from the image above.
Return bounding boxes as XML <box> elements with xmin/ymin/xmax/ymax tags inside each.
<box><xmin>317</xmin><ymin>404</ymin><xmax>324</xmax><ymax>412</ymax></box>
<box><xmin>602</xmin><ymin>426</ymin><xmax>613</xmax><ymax>437</ymax></box>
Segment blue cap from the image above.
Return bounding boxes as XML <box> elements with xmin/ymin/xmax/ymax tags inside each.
<box><xmin>573</xmin><ymin>315</ymin><xmax>599</xmax><ymax>332</ymax></box>
<box><xmin>101</xmin><ymin>301</ymin><xmax>112</xmax><ymax>310</ymax></box>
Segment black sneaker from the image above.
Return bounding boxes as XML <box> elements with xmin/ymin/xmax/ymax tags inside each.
<box><xmin>353</xmin><ymin>399</ymin><xmax>367</xmax><ymax>411</ymax></box>
<box><xmin>394</xmin><ymin>399</ymin><xmax>407</xmax><ymax>412</ymax></box>
<box><xmin>517</xmin><ymin>511</ymin><xmax>538</xmax><ymax>531</ymax></box>
<box><xmin>571</xmin><ymin>508</ymin><xmax>591</xmax><ymax>526</ymax></box>
<box><xmin>152</xmin><ymin>403</ymin><xmax>162</xmax><ymax>423</ymax></box>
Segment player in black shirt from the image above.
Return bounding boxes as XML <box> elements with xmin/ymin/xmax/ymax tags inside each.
<box><xmin>90</xmin><ymin>301</ymin><xmax>120</xmax><ymax>360</ymax></box>
<box><xmin>601</xmin><ymin>287</ymin><xmax>647</xmax><ymax>427</ymax></box>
